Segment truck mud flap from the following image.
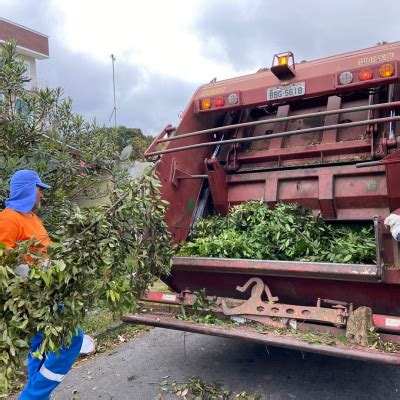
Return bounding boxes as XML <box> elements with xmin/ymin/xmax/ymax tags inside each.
<box><xmin>123</xmin><ymin>312</ymin><xmax>400</xmax><ymax>365</ymax></box>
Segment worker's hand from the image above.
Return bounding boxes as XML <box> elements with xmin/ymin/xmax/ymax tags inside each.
<box><xmin>14</xmin><ymin>264</ymin><xmax>30</xmax><ymax>278</ymax></box>
<box><xmin>384</xmin><ymin>209</ymin><xmax>400</xmax><ymax>241</ymax></box>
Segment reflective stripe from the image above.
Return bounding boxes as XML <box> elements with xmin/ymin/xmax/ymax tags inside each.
<box><xmin>39</xmin><ymin>365</ymin><xmax>65</xmax><ymax>382</ymax></box>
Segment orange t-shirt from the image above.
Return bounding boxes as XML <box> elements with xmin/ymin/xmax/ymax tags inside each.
<box><xmin>0</xmin><ymin>208</ymin><xmax>51</xmax><ymax>255</ymax></box>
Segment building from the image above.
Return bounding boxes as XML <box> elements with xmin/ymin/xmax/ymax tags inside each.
<box><xmin>0</xmin><ymin>17</ymin><xmax>49</xmax><ymax>91</ymax></box>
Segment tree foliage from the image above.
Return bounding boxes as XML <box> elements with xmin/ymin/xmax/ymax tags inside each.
<box><xmin>0</xmin><ymin>175</ymin><xmax>174</xmax><ymax>393</ymax></box>
<box><xmin>0</xmin><ymin>41</ymin><xmax>154</xmax><ymax>225</ymax></box>
<box><xmin>107</xmin><ymin>126</ymin><xmax>154</xmax><ymax>160</ymax></box>
<box><xmin>0</xmin><ymin>41</ymin><xmax>125</xmax><ymax>227</ymax></box>
<box><xmin>0</xmin><ymin>40</ymin><xmax>174</xmax><ymax>394</ymax></box>
<box><xmin>179</xmin><ymin>201</ymin><xmax>376</xmax><ymax>264</ymax></box>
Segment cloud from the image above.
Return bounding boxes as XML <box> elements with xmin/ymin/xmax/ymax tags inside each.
<box><xmin>0</xmin><ymin>0</ymin><xmax>54</xmax><ymax>34</ymax></box>
<box><xmin>2</xmin><ymin>0</ymin><xmax>400</xmax><ymax>133</ymax></box>
<box><xmin>195</xmin><ymin>0</ymin><xmax>400</xmax><ymax>73</ymax></box>
<box><xmin>1</xmin><ymin>0</ymin><xmax>198</xmax><ymax>132</ymax></box>
<box><xmin>37</xmin><ymin>39</ymin><xmax>196</xmax><ymax>133</ymax></box>
<box><xmin>121</xmin><ymin>73</ymin><xmax>196</xmax><ymax>135</ymax></box>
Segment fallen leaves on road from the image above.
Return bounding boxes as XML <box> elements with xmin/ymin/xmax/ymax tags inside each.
<box><xmin>159</xmin><ymin>376</ymin><xmax>262</xmax><ymax>399</ymax></box>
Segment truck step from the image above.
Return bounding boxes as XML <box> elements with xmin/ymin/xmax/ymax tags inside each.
<box><xmin>123</xmin><ymin>312</ymin><xmax>400</xmax><ymax>365</ymax></box>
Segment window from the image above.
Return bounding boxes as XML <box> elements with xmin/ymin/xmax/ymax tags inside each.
<box><xmin>23</xmin><ymin>60</ymin><xmax>31</xmax><ymax>90</ymax></box>
<box><xmin>15</xmin><ymin>98</ymin><xmax>30</xmax><ymax>115</ymax></box>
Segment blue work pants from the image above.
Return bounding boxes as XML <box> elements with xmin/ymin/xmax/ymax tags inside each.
<box><xmin>19</xmin><ymin>329</ymin><xmax>83</xmax><ymax>400</ymax></box>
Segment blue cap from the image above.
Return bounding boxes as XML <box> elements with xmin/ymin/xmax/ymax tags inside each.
<box><xmin>5</xmin><ymin>170</ymin><xmax>51</xmax><ymax>213</ymax></box>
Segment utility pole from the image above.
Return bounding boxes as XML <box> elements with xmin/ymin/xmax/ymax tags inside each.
<box><xmin>110</xmin><ymin>54</ymin><xmax>117</xmax><ymax>128</ymax></box>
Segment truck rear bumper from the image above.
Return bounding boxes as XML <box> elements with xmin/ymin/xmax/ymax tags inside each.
<box><xmin>123</xmin><ymin>312</ymin><xmax>400</xmax><ymax>365</ymax></box>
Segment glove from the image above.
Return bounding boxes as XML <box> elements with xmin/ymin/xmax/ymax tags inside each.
<box><xmin>384</xmin><ymin>209</ymin><xmax>400</xmax><ymax>241</ymax></box>
<box><xmin>80</xmin><ymin>334</ymin><xmax>96</xmax><ymax>355</ymax></box>
<box><xmin>14</xmin><ymin>264</ymin><xmax>29</xmax><ymax>278</ymax></box>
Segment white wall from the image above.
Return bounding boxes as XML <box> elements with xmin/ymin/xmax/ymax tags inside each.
<box><xmin>16</xmin><ymin>55</ymin><xmax>37</xmax><ymax>90</ymax></box>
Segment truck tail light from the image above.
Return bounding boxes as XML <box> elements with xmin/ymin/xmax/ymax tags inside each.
<box><xmin>359</xmin><ymin>68</ymin><xmax>373</xmax><ymax>81</ymax></box>
<box><xmin>339</xmin><ymin>71</ymin><xmax>353</xmax><ymax>85</ymax></box>
<box><xmin>214</xmin><ymin>96</ymin><xmax>225</xmax><ymax>107</ymax></box>
<box><xmin>197</xmin><ymin>91</ymin><xmax>239</xmax><ymax>112</ymax></box>
<box><xmin>200</xmin><ymin>98</ymin><xmax>212</xmax><ymax>110</ymax></box>
<box><xmin>228</xmin><ymin>93</ymin><xmax>238</xmax><ymax>105</ymax></box>
<box><xmin>379</xmin><ymin>63</ymin><xmax>394</xmax><ymax>78</ymax></box>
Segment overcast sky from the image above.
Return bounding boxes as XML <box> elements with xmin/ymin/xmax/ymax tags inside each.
<box><xmin>2</xmin><ymin>0</ymin><xmax>400</xmax><ymax>135</ymax></box>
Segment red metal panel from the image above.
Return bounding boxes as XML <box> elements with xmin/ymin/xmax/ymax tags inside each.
<box><xmin>253</xmin><ymin>104</ymin><xmax>290</xmax><ymax>151</ymax></box>
<box><xmin>237</xmin><ymin>140</ymin><xmax>372</xmax><ymax>165</ymax></box>
<box><xmin>141</xmin><ymin>291</ymin><xmax>180</xmax><ymax>304</ymax></box>
<box><xmin>386</xmin><ymin>162</ymin><xmax>400</xmax><ymax>212</ymax></box>
<box><xmin>334</xmin><ymin>174</ymin><xmax>388</xmax><ymax>209</ymax></box>
<box><xmin>164</xmin><ymin>270</ymin><xmax>400</xmax><ymax>317</ymax></box>
<box><xmin>141</xmin><ymin>290</ymin><xmax>400</xmax><ymax>335</ymax></box>
<box><xmin>319</xmin><ymin>173</ymin><xmax>335</xmax><ymax>218</ymax></box>
<box><xmin>322</xmin><ymin>96</ymin><xmax>342</xmax><ymax>143</ymax></box>
<box><xmin>279</xmin><ymin>178</ymin><xmax>320</xmax><ymax>210</ymax></box>
<box><xmin>155</xmin><ymin>103</ymin><xmax>218</xmax><ymax>242</ymax></box>
<box><xmin>227</xmin><ymin>164</ymin><xmax>389</xmax><ymax>220</ymax></box>
<box><xmin>373</xmin><ymin>314</ymin><xmax>400</xmax><ymax>333</ymax></box>
<box><xmin>173</xmin><ymin>256</ymin><xmax>379</xmax><ymax>282</ymax></box>
<box><xmin>206</xmin><ymin>159</ymin><xmax>229</xmax><ymax>215</ymax></box>
<box><xmin>193</xmin><ymin>42</ymin><xmax>400</xmax><ymax>110</ymax></box>
<box><xmin>231</xmin><ymin>96</ymin><xmax>381</xmax><ymax>171</ymax></box>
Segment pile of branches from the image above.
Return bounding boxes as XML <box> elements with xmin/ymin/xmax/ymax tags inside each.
<box><xmin>179</xmin><ymin>201</ymin><xmax>376</xmax><ymax>264</ymax></box>
<box><xmin>0</xmin><ymin>174</ymin><xmax>174</xmax><ymax>394</ymax></box>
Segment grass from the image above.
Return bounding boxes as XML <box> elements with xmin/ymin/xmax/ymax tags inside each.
<box><xmin>79</xmin><ymin>279</ymin><xmax>170</xmax><ymax>354</ymax></box>
<box><xmin>82</xmin><ymin>309</ymin><xmax>117</xmax><ymax>334</ymax></box>
<box><xmin>149</xmin><ymin>279</ymin><xmax>170</xmax><ymax>292</ymax></box>
<box><xmin>80</xmin><ymin>308</ymin><xmax>150</xmax><ymax>355</ymax></box>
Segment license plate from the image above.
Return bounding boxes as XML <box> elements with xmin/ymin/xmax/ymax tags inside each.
<box><xmin>266</xmin><ymin>82</ymin><xmax>305</xmax><ymax>101</ymax></box>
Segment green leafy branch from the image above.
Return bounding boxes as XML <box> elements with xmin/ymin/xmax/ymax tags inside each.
<box><xmin>180</xmin><ymin>201</ymin><xmax>376</xmax><ymax>264</ymax></box>
<box><xmin>0</xmin><ymin>174</ymin><xmax>175</xmax><ymax>395</ymax></box>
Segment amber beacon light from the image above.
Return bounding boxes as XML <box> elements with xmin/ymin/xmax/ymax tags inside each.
<box><xmin>271</xmin><ymin>51</ymin><xmax>296</xmax><ymax>80</ymax></box>
<box><xmin>278</xmin><ymin>55</ymin><xmax>289</xmax><ymax>65</ymax></box>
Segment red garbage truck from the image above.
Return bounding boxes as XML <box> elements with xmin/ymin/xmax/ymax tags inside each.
<box><xmin>124</xmin><ymin>42</ymin><xmax>400</xmax><ymax>364</ymax></box>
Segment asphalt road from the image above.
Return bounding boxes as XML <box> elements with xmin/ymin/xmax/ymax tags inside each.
<box><xmin>53</xmin><ymin>327</ymin><xmax>400</xmax><ymax>400</ymax></box>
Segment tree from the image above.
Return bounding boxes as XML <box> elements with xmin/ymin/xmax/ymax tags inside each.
<box><xmin>107</xmin><ymin>126</ymin><xmax>154</xmax><ymax>161</ymax></box>
<box><xmin>0</xmin><ymin>41</ymin><xmax>174</xmax><ymax>395</ymax></box>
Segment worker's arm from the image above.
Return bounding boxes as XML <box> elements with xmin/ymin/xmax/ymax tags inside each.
<box><xmin>0</xmin><ymin>214</ymin><xmax>19</xmax><ymax>248</ymax></box>
<box><xmin>384</xmin><ymin>208</ymin><xmax>400</xmax><ymax>241</ymax></box>
<box><xmin>0</xmin><ymin>214</ymin><xmax>30</xmax><ymax>277</ymax></box>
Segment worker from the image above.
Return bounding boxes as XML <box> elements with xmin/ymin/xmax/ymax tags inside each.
<box><xmin>0</xmin><ymin>170</ymin><xmax>86</xmax><ymax>400</ymax></box>
<box><xmin>384</xmin><ymin>208</ymin><xmax>400</xmax><ymax>241</ymax></box>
